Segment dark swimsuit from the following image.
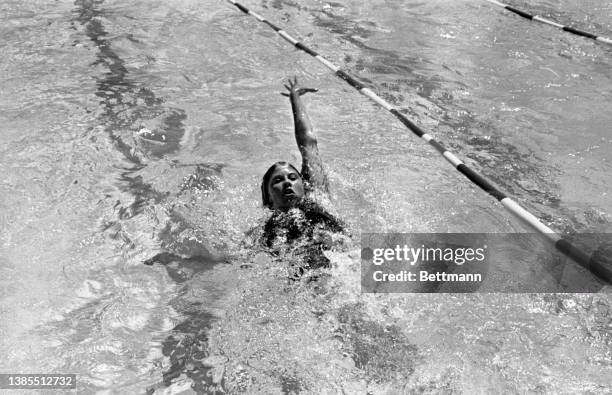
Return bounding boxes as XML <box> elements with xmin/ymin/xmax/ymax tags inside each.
<box><xmin>262</xmin><ymin>198</ymin><xmax>345</xmax><ymax>272</ymax></box>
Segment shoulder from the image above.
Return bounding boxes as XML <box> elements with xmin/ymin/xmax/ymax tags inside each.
<box><xmin>296</xmin><ymin>198</ymin><xmax>344</xmax><ymax>232</ymax></box>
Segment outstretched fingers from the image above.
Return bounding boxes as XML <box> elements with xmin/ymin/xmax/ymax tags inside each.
<box><xmin>287</xmin><ymin>77</ymin><xmax>298</xmax><ymax>88</ymax></box>
<box><xmin>281</xmin><ymin>76</ymin><xmax>317</xmax><ymax>96</ymax></box>
<box><xmin>297</xmin><ymin>88</ymin><xmax>318</xmax><ymax>96</ymax></box>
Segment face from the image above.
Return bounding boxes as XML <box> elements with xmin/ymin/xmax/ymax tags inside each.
<box><xmin>267</xmin><ymin>165</ymin><xmax>305</xmax><ymax>210</ymax></box>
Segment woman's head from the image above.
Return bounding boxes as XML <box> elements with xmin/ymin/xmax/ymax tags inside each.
<box><xmin>261</xmin><ymin>162</ymin><xmax>305</xmax><ymax>210</ymax></box>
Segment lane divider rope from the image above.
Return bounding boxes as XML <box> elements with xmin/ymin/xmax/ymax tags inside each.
<box><xmin>225</xmin><ymin>0</ymin><xmax>612</xmax><ymax>284</ymax></box>
<box><xmin>484</xmin><ymin>0</ymin><xmax>612</xmax><ymax>46</ymax></box>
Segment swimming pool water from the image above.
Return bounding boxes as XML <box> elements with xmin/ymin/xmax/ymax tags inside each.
<box><xmin>1</xmin><ymin>0</ymin><xmax>610</xmax><ymax>393</ymax></box>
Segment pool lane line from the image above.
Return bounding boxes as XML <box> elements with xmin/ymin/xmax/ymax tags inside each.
<box><xmin>484</xmin><ymin>0</ymin><xmax>612</xmax><ymax>46</ymax></box>
<box><xmin>225</xmin><ymin>0</ymin><xmax>612</xmax><ymax>284</ymax></box>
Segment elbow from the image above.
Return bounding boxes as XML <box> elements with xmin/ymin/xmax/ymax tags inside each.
<box><xmin>304</xmin><ymin>132</ymin><xmax>317</xmax><ymax>145</ymax></box>
<box><xmin>295</xmin><ymin>125</ymin><xmax>317</xmax><ymax>145</ymax></box>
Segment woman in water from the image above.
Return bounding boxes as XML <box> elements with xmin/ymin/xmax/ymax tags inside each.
<box><xmin>259</xmin><ymin>77</ymin><xmax>346</xmax><ymax>275</ymax></box>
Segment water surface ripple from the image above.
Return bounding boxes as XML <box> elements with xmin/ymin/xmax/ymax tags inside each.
<box><xmin>0</xmin><ymin>0</ymin><xmax>610</xmax><ymax>393</ymax></box>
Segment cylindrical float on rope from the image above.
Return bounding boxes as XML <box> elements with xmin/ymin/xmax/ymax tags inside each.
<box><xmin>483</xmin><ymin>0</ymin><xmax>612</xmax><ymax>46</ymax></box>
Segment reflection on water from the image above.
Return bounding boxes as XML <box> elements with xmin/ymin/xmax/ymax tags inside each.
<box><xmin>144</xmin><ymin>252</ymin><xmax>221</xmax><ymax>394</ymax></box>
<box><xmin>1</xmin><ymin>0</ymin><xmax>610</xmax><ymax>393</ymax></box>
<box><xmin>59</xmin><ymin>0</ymin><xmax>227</xmax><ymax>391</ymax></box>
<box><xmin>74</xmin><ymin>0</ymin><xmax>186</xmax><ymax>164</ymax></box>
<box><xmin>160</xmin><ymin>306</ymin><xmax>216</xmax><ymax>393</ymax></box>
<box><xmin>32</xmin><ymin>267</ymin><xmax>174</xmax><ymax>391</ymax></box>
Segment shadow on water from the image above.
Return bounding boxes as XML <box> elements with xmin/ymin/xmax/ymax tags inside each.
<box><xmin>144</xmin><ymin>252</ymin><xmax>222</xmax><ymax>393</ymax></box>
<box><xmin>71</xmin><ymin>0</ymin><xmax>226</xmax><ymax>392</ymax></box>
<box><xmin>73</xmin><ymin>0</ymin><xmax>185</xmax><ymax>164</ymax></box>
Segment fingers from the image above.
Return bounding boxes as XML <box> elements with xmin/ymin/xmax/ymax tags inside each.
<box><xmin>282</xmin><ymin>77</ymin><xmax>317</xmax><ymax>95</ymax></box>
<box><xmin>296</xmin><ymin>87</ymin><xmax>318</xmax><ymax>95</ymax></box>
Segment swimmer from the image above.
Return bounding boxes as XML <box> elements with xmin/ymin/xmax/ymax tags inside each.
<box><xmin>260</xmin><ymin>77</ymin><xmax>347</xmax><ymax>274</ymax></box>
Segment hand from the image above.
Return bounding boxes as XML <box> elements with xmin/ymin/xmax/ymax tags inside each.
<box><xmin>281</xmin><ymin>76</ymin><xmax>318</xmax><ymax>97</ymax></box>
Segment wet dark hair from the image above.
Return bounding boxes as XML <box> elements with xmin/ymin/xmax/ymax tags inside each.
<box><xmin>261</xmin><ymin>161</ymin><xmax>302</xmax><ymax>208</ymax></box>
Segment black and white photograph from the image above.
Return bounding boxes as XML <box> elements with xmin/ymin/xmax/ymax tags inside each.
<box><xmin>1</xmin><ymin>0</ymin><xmax>611</xmax><ymax>393</ymax></box>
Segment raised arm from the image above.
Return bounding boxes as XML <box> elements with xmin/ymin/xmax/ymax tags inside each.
<box><xmin>282</xmin><ymin>77</ymin><xmax>329</xmax><ymax>194</ymax></box>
